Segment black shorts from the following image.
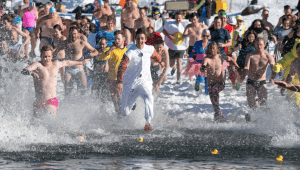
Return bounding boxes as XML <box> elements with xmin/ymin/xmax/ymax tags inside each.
<box><xmin>168</xmin><ymin>49</ymin><xmax>185</xmax><ymax>60</ymax></box>
<box><xmin>92</xmin><ymin>72</ymin><xmax>108</xmax><ymax>92</ymax></box>
<box><xmin>246</xmin><ymin>79</ymin><xmax>266</xmax><ymax>89</ymax></box>
<box><xmin>237</xmin><ymin>57</ymin><xmax>246</xmax><ymax>70</ymax></box>
<box><xmin>151</xmin><ymin>65</ymin><xmax>160</xmax><ymax>81</ymax></box>
<box><xmin>188</xmin><ymin>46</ymin><xmax>193</xmax><ymax>54</ymax></box>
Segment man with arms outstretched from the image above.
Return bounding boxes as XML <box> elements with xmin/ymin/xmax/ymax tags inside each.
<box><xmin>21</xmin><ymin>45</ymin><xmax>89</xmax><ymax>116</ymax></box>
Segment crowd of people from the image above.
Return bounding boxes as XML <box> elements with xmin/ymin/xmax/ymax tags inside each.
<box><xmin>0</xmin><ymin>0</ymin><xmax>300</xmax><ymax>131</ymax></box>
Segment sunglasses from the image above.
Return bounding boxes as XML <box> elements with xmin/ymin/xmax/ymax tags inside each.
<box><xmin>203</xmin><ymin>35</ymin><xmax>209</xmax><ymax>38</ymax></box>
<box><xmin>255</xmin><ymin>25</ymin><xmax>261</xmax><ymax>27</ymax></box>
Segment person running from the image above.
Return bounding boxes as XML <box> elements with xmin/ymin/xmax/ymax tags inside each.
<box><xmin>107</xmin><ymin>30</ymin><xmax>128</xmax><ymax>113</ymax></box>
<box><xmin>21</xmin><ymin>45</ymin><xmax>89</xmax><ymax>116</ymax></box>
<box><xmin>163</xmin><ymin>10</ymin><xmax>189</xmax><ymax>84</ymax></box>
<box><xmin>133</xmin><ymin>8</ymin><xmax>154</xmax><ymax>39</ymax></box>
<box><xmin>208</xmin><ymin>16</ymin><xmax>232</xmax><ymax>57</ymax></box>
<box><xmin>19</xmin><ymin>2</ymin><xmax>38</xmax><ymax>58</ymax></box>
<box><xmin>276</xmin><ymin>43</ymin><xmax>300</xmax><ymax>93</ymax></box>
<box><xmin>193</xmin><ymin>0</ymin><xmax>211</xmax><ymax>26</ymax></box>
<box><xmin>99</xmin><ymin>16</ymin><xmax>118</xmax><ymax>47</ymax></box>
<box><xmin>235</xmin><ymin>30</ymin><xmax>257</xmax><ymax>90</ymax></box>
<box><xmin>152</xmin><ymin>38</ymin><xmax>169</xmax><ymax>95</ymax></box>
<box><xmin>244</xmin><ymin>37</ymin><xmax>275</xmax><ymax>120</ymax></box>
<box><xmin>200</xmin><ymin>42</ymin><xmax>239</xmax><ymax>121</ymax></box>
<box><xmin>92</xmin><ymin>37</ymin><xmax>110</xmax><ymax>101</ymax></box>
<box><xmin>121</xmin><ymin>0</ymin><xmax>139</xmax><ymax>43</ymax></box>
<box><xmin>184</xmin><ymin>29</ymin><xmax>210</xmax><ymax>94</ymax></box>
<box><xmin>145</xmin><ymin>26</ymin><xmax>162</xmax><ymax>46</ymax></box>
<box><xmin>117</xmin><ymin>29</ymin><xmax>162</xmax><ymax>132</ymax></box>
<box><xmin>152</xmin><ymin>8</ymin><xmax>166</xmax><ymax>33</ymax></box>
<box><xmin>55</xmin><ymin>26</ymin><xmax>99</xmax><ymax>95</ymax></box>
<box><xmin>270</xmin><ymin>18</ymin><xmax>293</xmax><ymax>85</ymax></box>
<box><xmin>36</xmin><ymin>7</ymin><xmax>65</xmax><ymax>50</ymax></box>
<box><xmin>182</xmin><ymin>13</ymin><xmax>208</xmax><ymax>55</ymax></box>
<box><xmin>275</xmin><ymin>5</ymin><xmax>297</xmax><ymax>29</ymax></box>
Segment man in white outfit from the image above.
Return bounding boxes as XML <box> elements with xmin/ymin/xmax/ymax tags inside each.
<box><xmin>117</xmin><ymin>29</ymin><xmax>162</xmax><ymax>132</ymax></box>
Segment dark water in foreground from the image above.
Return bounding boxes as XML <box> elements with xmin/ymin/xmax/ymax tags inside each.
<box><xmin>0</xmin><ymin>129</ymin><xmax>299</xmax><ymax>169</ymax></box>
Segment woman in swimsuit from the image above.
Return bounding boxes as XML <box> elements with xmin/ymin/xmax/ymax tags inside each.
<box><xmin>98</xmin><ymin>16</ymin><xmax>118</xmax><ymax>47</ymax></box>
<box><xmin>184</xmin><ymin>29</ymin><xmax>210</xmax><ymax>94</ymax></box>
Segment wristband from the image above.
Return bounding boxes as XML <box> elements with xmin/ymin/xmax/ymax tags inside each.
<box><xmin>21</xmin><ymin>69</ymin><xmax>32</xmax><ymax>75</ymax></box>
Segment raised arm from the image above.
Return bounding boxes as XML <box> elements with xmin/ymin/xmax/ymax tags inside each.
<box><xmin>222</xmin><ymin>54</ymin><xmax>239</xmax><ymax>68</ymax></box>
<box><xmin>21</xmin><ymin>62</ymin><xmax>40</xmax><ymax>78</ymax></box>
<box><xmin>83</xmin><ymin>41</ymin><xmax>99</xmax><ymax>58</ymax></box>
<box><xmin>275</xmin><ymin>17</ymin><xmax>283</xmax><ymax>30</ymax></box>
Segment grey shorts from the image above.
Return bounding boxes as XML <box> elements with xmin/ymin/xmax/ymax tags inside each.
<box><xmin>168</xmin><ymin>49</ymin><xmax>185</xmax><ymax>60</ymax></box>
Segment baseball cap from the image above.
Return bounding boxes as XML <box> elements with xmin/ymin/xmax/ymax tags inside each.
<box><xmin>49</xmin><ymin>7</ymin><xmax>56</xmax><ymax>13</ymax></box>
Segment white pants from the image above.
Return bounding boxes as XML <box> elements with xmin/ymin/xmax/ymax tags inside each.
<box><xmin>121</xmin><ymin>81</ymin><xmax>154</xmax><ymax>124</ymax></box>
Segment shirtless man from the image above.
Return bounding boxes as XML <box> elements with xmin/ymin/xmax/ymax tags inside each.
<box><xmin>21</xmin><ymin>45</ymin><xmax>89</xmax><ymax>116</ymax></box>
<box><xmin>275</xmin><ymin>5</ymin><xmax>297</xmax><ymax>29</ymax></box>
<box><xmin>182</xmin><ymin>13</ymin><xmax>208</xmax><ymax>55</ymax></box>
<box><xmin>276</xmin><ymin>44</ymin><xmax>300</xmax><ymax>94</ymax></box>
<box><xmin>36</xmin><ymin>7</ymin><xmax>65</xmax><ymax>50</ymax></box>
<box><xmin>134</xmin><ymin>8</ymin><xmax>153</xmax><ymax>39</ymax></box>
<box><xmin>261</xmin><ymin>9</ymin><xmax>274</xmax><ymax>32</ymax></box>
<box><xmin>200</xmin><ymin>43</ymin><xmax>239</xmax><ymax>122</ymax></box>
<box><xmin>121</xmin><ymin>0</ymin><xmax>140</xmax><ymax>43</ymax></box>
<box><xmin>153</xmin><ymin>39</ymin><xmax>169</xmax><ymax>95</ymax></box>
<box><xmin>55</xmin><ymin>26</ymin><xmax>99</xmax><ymax>96</ymax></box>
<box><xmin>244</xmin><ymin>37</ymin><xmax>275</xmax><ymax>120</ymax></box>
<box><xmin>92</xmin><ymin>0</ymin><xmax>115</xmax><ymax>28</ymax></box>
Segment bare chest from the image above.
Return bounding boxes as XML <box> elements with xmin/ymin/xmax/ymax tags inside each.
<box><xmin>66</xmin><ymin>42</ymin><xmax>83</xmax><ymax>56</ymax></box>
<box><xmin>251</xmin><ymin>56</ymin><xmax>268</xmax><ymax>68</ymax></box>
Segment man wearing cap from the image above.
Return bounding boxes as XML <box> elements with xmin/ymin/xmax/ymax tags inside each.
<box><xmin>163</xmin><ymin>11</ymin><xmax>189</xmax><ymax>84</ymax></box>
<box><xmin>275</xmin><ymin>5</ymin><xmax>297</xmax><ymax>29</ymax></box>
<box><xmin>261</xmin><ymin>9</ymin><xmax>274</xmax><ymax>32</ymax></box>
<box><xmin>36</xmin><ymin>7</ymin><xmax>65</xmax><ymax>50</ymax></box>
<box><xmin>92</xmin><ymin>0</ymin><xmax>115</xmax><ymax>29</ymax></box>
<box><xmin>152</xmin><ymin>8</ymin><xmax>167</xmax><ymax>33</ymax></box>
<box><xmin>121</xmin><ymin>0</ymin><xmax>140</xmax><ymax>43</ymax></box>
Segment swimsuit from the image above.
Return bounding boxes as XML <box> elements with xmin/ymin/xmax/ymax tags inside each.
<box><xmin>100</xmin><ymin>28</ymin><xmax>117</xmax><ymax>47</ymax></box>
<box><xmin>65</xmin><ymin>68</ymin><xmax>84</xmax><ymax>75</ymax></box>
<box><xmin>246</xmin><ymin>79</ymin><xmax>266</xmax><ymax>89</ymax></box>
<box><xmin>124</xmin><ymin>25</ymin><xmax>134</xmax><ymax>34</ymax></box>
<box><xmin>150</xmin><ymin>65</ymin><xmax>160</xmax><ymax>81</ymax></box>
<box><xmin>35</xmin><ymin>97</ymin><xmax>59</xmax><ymax>109</ymax></box>
<box><xmin>41</xmin><ymin>36</ymin><xmax>53</xmax><ymax>44</ymax></box>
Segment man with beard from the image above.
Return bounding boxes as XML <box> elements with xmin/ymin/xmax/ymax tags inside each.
<box><xmin>36</xmin><ymin>7</ymin><xmax>65</xmax><ymax>50</ymax></box>
<box><xmin>117</xmin><ymin>29</ymin><xmax>162</xmax><ymax>132</ymax></box>
<box><xmin>121</xmin><ymin>0</ymin><xmax>140</xmax><ymax>43</ymax></box>
<box><xmin>55</xmin><ymin>26</ymin><xmax>99</xmax><ymax>95</ymax></box>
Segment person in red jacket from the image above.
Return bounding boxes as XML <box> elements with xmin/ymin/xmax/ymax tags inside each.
<box><xmin>146</xmin><ymin>26</ymin><xmax>162</xmax><ymax>46</ymax></box>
